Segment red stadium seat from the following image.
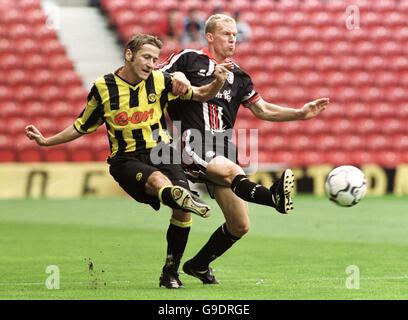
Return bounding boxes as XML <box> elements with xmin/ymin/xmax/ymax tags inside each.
<box><xmin>298</xmin><ymin>150</ymin><xmax>324</xmax><ymax>166</ymax></box>
<box><xmin>67</xmin><ymin>136</ymin><xmax>95</xmax><ymax>162</ymax></box>
<box><xmin>36</xmin><ymin>84</ymin><xmax>62</xmax><ymax>102</ymax></box>
<box><xmin>347</xmin><ymin>103</ymin><xmax>371</xmax><ymax>119</ymax></box>
<box><xmin>349</xmin><ymin>151</ymin><xmax>375</xmax><ymax>166</ymax></box>
<box><xmin>353</xmin><ymin>118</ymin><xmax>377</xmax><ymax>135</ymax></box>
<box><xmin>0</xmin><ymin>134</ymin><xmax>17</xmax><ymax>162</ymax></box>
<box><xmin>48</xmin><ymin>54</ymin><xmax>74</xmax><ymax>70</ymax></box>
<box><xmin>0</xmin><ymin>148</ymin><xmax>17</xmax><ymax>162</ymax></box>
<box><xmin>8</xmin><ymin>23</ymin><xmax>31</xmax><ymax>39</ymax></box>
<box><xmin>0</xmin><ymin>85</ymin><xmax>13</xmax><ymax>101</ymax></box>
<box><xmin>15</xmin><ymin>135</ymin><xmax>43</xmax><ymax>162</ymax></box>
<box><xmin>31</xmin><ymin>117</ymin><xmax>59</xmax><ymax>135</ymax></box>
<box><xmin>33</xmin><ymin>23</ymin><xmax>57</xmax><ymax>40</ymax></box>
<box><xmin>23</xmin><ymin>53</ymin><xmax>47</xmax><ymax>69</ymax></box>
<box><xmin>315</xmin><ymin>135</ymin><xmax>338</xmax><ymax>151</ymax></box>
<box><xmin>26</xmin><ymin>101</ymin><xmax>48</xmax><ymax>117</ymax></box>
<box><xmin>40</xmin><ymin>38</ymin><xmax>66</xmax><ymax>55</ymax></box>
<box><xmin>48</xmin><ymin>101</ymin><xmax>75</xmax><ymax>118</ymax></box>
<box><xmin>55</xmin><ymin>70</ymin><xmax>83</xmax><ymax>86</ymax></box>
<box><xmin>392</xmin><ymin>134</ymin><xmax>408</xmax><ymax>151</ymax></box>
<box><xmin>0</xmin><ymin>101</ymin><xmax>19</xmax><ymax>118</ymax></box>
<box><xmin>366</xmin><ymin>134</ymin><xmax>390</xmax><ymax>151</ymax></box>
<box><xmin>65</xmin><ymin>85</ymin><xmax>88</xmax><ymax>102</ymax></box>
<box><xmin>31</xmin><ymin>69</ymin><xmax>54</xmax><ymax>85</ymax></box>
<box><xmin>339</xmin><ymin>135</ymin><xmax>366</xmax><ymax>152</ymax></box>
<box><xmin>43</xmin><ymin>146</ymin><xmax>69</xmax><ymax>162</ymax></box>
<box><xmin>329</xmin><ymin>118</ymin><xmax>354</xmax><ymax>135</ymax></box>
<box><xmin>25</xmin><ymin>8</ymin><xmax>47</xmax><ymax>25</ymax></box>
<box><xmin>14</xmin><ymin>38</ymin><xmax>40</xmax><ymax>53</ymax></box>
<box><xmin>19</xmin><ymin>0</ymin><xmax>42</xmax><ymax>10</ymax></box>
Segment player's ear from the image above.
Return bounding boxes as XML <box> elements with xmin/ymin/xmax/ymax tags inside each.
<box><xmin>205</xmin><ymin>32</ymin><xmax>214</xmax><ymax>42</ymax></box>
<box><xmin>125</xmin><ymin>49</ymin><xmax>133</xmax><ymax>62</ymax></box>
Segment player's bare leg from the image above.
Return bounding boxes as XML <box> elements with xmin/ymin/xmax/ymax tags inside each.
<box><xmin>207</xmin><ymin>156</ymin><xmax>295</xmax><ymax>214</ymax></box>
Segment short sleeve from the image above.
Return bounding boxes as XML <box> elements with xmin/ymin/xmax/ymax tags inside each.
<box><xmin>73</xmin><ymin>84</ymin><xmax>104</xmax><ymax>134</ymax></box>
<box><xmin>240</xmin><ymin>72</ymin><xmax>261</xmax><ymax>108</ymax></box>
<box><xmin>168</xmin><ymin>87</ymin><xmax>193</xmax><ymax>101</ymax></box>
<box><xmin>162</xmin><ymin>71</ymin><xmax>193</xmax><ymax>102</ymax></box>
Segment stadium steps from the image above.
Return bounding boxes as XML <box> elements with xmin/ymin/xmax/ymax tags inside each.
<box><xmin>56</xmin><ymin>6</ymin><xmax>123</xmax><ymax>87</ymax></box>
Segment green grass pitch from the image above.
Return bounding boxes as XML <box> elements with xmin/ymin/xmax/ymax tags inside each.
<box><xmin>0</xmin><ymin>195</ymin><xmax>407</xmax><ymax>300</ymax></box>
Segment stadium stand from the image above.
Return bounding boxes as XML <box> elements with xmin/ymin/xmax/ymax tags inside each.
<box><xmin>0</xmin><ymin>0</ymin><xmax>110</xmax><ymax>162</ymax></box>
<box><xmin>1</xmin><ymin>0</ymin><xmax>407</xmax><ymax>168</ymax></box>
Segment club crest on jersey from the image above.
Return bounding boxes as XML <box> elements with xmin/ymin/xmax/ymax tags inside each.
<box><xmin>227</xmin><ymin>72</ymin><xmax>234</xmax><ymax>84</ymax></box>
<box><xmin>136</xmin><ymin>172</ymin><xmax>143</xmax><ymax>181</ymax></box>
<box><xmin>148</xmin><ymin>93</ymin><xmax>156</xmax><ymax>103</ymax></box>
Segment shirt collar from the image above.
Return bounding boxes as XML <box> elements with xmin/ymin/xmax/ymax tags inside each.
<box><xmin>201</xmin><ymin>48</ymin><xmax>233</xmax><ymax>65</ymax></box>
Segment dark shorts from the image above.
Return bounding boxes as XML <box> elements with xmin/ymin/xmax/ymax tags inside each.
<box><xmin>108</xmin><ymin>145</ymin><xmax>190</xmax><ymax>211</ymax></box>
<box><xmin>181</xmin><ymin>130</ymin><xmax>239</xmax><ymax>198</ymax></box>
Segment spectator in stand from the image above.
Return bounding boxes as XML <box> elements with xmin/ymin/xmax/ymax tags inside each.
<box><xmin>164</xmin><ymin>8</ymin><xmax>184</xmax><ymax>42</ymax></box>
<box><xmin>181</xmin><ymin>8</ymin><xmax>206</xmax><ymax>48</ymax></box>
<box><xmin>234</xmin><ymin>11</ymin><xmax>251</xmax><ymax>43</ymax></box>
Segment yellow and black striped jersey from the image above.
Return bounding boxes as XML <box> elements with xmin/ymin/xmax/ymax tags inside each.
<box><xmin>74</xmin><ymin>69</ymin><xmax>192</xmax><ymax>157</ymax></box>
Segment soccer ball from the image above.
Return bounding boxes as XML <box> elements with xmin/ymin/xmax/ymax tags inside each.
<box><xmin>325</xmin><ymin>165</ymin><xmax>367</xmax><ymax>207</ymax></box>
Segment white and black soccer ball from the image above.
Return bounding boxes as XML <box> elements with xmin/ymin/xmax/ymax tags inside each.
<box><xmin>325</xmin><ymin>165</ymin><xmax>367</xmax><ymax>207</ymax></box>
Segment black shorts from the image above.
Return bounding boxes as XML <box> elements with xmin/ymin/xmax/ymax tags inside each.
<box><xmin>181</xmin><ymin>130</ymin><xmax>238</xmax><ymax>198</ymax></box>
<box><xmin>108</xmin><ymin>145</ymin><xmax>190</xmax><ymax>211</ymax></box>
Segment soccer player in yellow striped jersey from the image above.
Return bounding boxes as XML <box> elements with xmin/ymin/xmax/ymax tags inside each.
<box><xmin>25</xmin><ymin>34</ymin><xmax>232</xmax><ymax>289</ymax></box>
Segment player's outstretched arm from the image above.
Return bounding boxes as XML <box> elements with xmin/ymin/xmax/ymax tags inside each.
<box><xmin>25</xmin><ymin>124</ymin><xmax>82</xmax><ymax>147</ymax></box>
<box><xmin>191</xmin><ymin>62</ymin><xmax>234</xmax><ymax>102</ymax></box>
<box><xmin>248</xmin><ymin>97</ymin><xmax>330</xmax><ymax>121</ymax></box>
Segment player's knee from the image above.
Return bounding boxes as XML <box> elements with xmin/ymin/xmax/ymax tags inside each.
<box><xmin>208</xmin><ymin>156</ymin><xmax>244</xmax><ymax>185</ymax></box>
<box><xmin>146</xmin><ymin>171</ymin><xmax>171</xmax><ymax>193</ymax></box>
<box><xmin>172</xmin><ymin>209</ymin><xmax>191</xmax><ymax>222</ymax></box>
<box><xmin>228</xmin><ymin>221</ymin><xmax>250</xmax><ymax>237</ymax></box>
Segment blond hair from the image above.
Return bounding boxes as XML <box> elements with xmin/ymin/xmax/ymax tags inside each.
<box><xmin>204</xmin><ymin>14</ymin><xmax>236</xmax><ymax>34</ymax></box>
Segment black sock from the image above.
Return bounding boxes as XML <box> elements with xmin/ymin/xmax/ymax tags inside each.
<box><xmin>231</xmin><ymin>175</ymin><xmax>275</xmax><ymax>207</ymax></box>
<box><xmin>190</xmin><ymin>224</ymin><xmax>240</xmax><ymax>271</ymax></box>
<box><xmin>162</xmin><ymin>218</ymin><xmax>192</xmax><ymax>273</ymax></box>
<box><xmin>159</xmin><ymin>186</ymin><xmax>181</xmax><ymax>209</ymax></box>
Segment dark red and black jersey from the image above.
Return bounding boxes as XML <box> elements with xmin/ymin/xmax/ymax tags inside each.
<box><xmin>159</xmin><ymin>48</ymin><xmax>260</xmax><ymax>134</ymax></box>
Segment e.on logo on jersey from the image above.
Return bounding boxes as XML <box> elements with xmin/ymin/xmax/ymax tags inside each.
<box><xmin>114</xmin><ymin>109</ymin><xmax>154</xmax><ymax>126</ymax></box>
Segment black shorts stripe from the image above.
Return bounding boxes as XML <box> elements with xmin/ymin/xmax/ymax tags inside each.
<box><xmin>104</xmin><ymin>74</ymin><xmax>120</xmax><ymax>110</ymax></box>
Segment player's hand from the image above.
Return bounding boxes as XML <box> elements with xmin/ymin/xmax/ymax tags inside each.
<box><xmin>170</xmin><ymin>72</ymin><xmax>191</xmax><ymax>96</ymax></box>
<box><xmin>300</xmin><ymin>97</ymin><xmax>330</xmax><ymax>119</ymax></box>
<box><xmin>25</xmin><ymin>124</ymin><xmax>48</xmax><ymax>146</ymax></box>
<box><xmin>213</xmin><ymin>62</ymin><xmax>234</xmax><ymax>83</ymax></box>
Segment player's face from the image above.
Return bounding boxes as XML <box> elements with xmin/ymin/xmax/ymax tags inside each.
<box><xmin>208</xmin><ymin>20</ymin><xmax>237</xmax><ymax>60</ymax></box>
<box><xmin>126</xmin><ymin>44</ymin><xmax>160</xmax><ymax>81</ymax></box>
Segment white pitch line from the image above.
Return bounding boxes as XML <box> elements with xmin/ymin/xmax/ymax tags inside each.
<box><xmin>0</xmin><ymin>280</ymin><xmax>130</xmax><ymax>286</ymax></box>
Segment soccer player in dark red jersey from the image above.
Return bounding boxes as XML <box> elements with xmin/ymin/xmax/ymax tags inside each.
<box><xmin>160</xmin><ymin>14</ymin><xmax>329</xmax><ymax>284</ymax></box>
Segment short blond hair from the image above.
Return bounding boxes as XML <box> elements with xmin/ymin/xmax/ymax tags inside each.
<box><xmin>204</xmin><ymin>14</ymin><xmax>236</xmax><ymax>34</ymax></box>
